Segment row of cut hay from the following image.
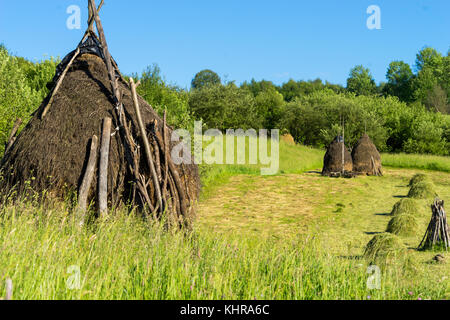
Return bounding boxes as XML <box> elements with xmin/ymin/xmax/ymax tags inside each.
<box><xmin>364</xmin><ymin>174</ymin><xmax>438</xmax><ymax>262</ymax></box>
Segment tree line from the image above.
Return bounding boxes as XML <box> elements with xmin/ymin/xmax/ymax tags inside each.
<box><xmin>0</xmin><ymin>44</ymin><xmax>449</xmax><ymax>156</ymax></box>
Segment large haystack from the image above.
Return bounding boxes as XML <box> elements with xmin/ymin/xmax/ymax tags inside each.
<box><xmin>0</xmin><ymin>4</ymin><xmax>199</xmax><ymax>226</ymax></box>
<box><xmin>322</xmin><ymin>136</ymin><xmax>353</xmax><ymax>176</ymax></box>
<box><xmin>351</xmin><ymin>134</ymin><xmax>382</xmax><ymax>176</ymax></box>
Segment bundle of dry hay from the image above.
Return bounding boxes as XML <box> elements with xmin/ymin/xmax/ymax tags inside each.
<box><xmin>281</xmin><ymin>134</ymin><xmax>295</xmax><ymax>145</ymax></box>
<box><xmin>0</xmin><ymin>1</ymin><xmax>199</xmax><ymax>227</ymax></box>
<box><xmin>351</xmin><ymin>134</ymin><xmax>382</xmax><ymax>176</ymax></box>
<box><xmin>386</xmin><ymin>213</ymin><xmax>419</xmax><ymax>237</ymax></box>
<box><xmin>364</xmin><ymin>232</ymin><xmax>406</xmax><ymax>264</ymax></box>
<box><xmin>408</xmin><ymin>173</ymin><xmax>432</xmax><ymax>187</ymax></box>
<box><xmin>322</xmin><ymin>136</ymin><xmax>353</xmax><ymax>176</ymax></box>
<box><xmin>389</xmin><ymin>198</ymin><xmax>420</xmax><ymax>217</ymax></box>
<box><xmin>408</xmin><ymin>181</ymin><xmax>437</xmax><ymax>199</ymax></box>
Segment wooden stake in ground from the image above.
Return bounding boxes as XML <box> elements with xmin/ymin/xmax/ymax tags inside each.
<box><xmin>418</xmin><ymin>198</ymin><xmax>449</xmax><ymax>251</ymax></box>
<box><xmin>99</xmin><ymin>118</ymin><xmax>112</xmax><ymax>216</ymax></box>
<box><xmin>78</xmin><ymin>135</ymin><xmax>99</xmax><ymax>212</ymax></box>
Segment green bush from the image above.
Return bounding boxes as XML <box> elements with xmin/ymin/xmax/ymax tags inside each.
<box><xmin>0</xmin><ymin>47</ymin><xmax>54</xmax><ymax>156</ymax></box>
<box><xmin>134</xmin><ymin>64</ymin><xmax>193</xmax><ymax>131</ymax></box>
<box><xmin>280</xmin><ymin>89</ymin><xmax>388</xmax><ymax>149</ymax></box>
<box><xmin>189</xmin><ymin>83</ymin><xmax>261</xmax><ymax>130</ymax></box>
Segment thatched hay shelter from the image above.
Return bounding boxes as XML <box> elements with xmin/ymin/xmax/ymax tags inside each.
<box><xmin>351</xmin><ymin>134</ymin><xmax>382</xmax><ymax>176</ymax></box>
<box><xmin>322</xmin><ymin>136</ymin><xmax>353</xmax><ymax>176</ymax></box>
<box><xmin>0</xmin><ymin>1</ymin><xmax>199</xmax><ymax>227</ymax></box>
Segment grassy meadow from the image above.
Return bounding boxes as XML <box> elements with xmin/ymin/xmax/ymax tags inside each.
<box><xmin>0</xmin><ymin>140</ymin><xmax>449</xmax><ymax>300</ymax></box>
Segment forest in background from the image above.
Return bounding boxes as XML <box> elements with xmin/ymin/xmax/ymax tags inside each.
<box><xmin>0</xmin><ymin>44</ymin><xmax>449</xmax><ymax>156</ymax></box>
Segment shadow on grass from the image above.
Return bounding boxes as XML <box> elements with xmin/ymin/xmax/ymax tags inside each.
<box><xmin>364</xmin><ymin>231</ymin><xmax>383</xmax><ymax>235</ymax></box>
<box><xmin>375</xmin><ymin>213</ymin><xmax>390</xmax><ymax>216</ymax></box>
<box><xmin>337</xmin><ymin>255</ymin><xmax>363</xmax><ymax>260</ymax></box>
<box><xmin>305</xmin><ymin>171</ymin><xmax>322</xmax><ymax>175</ymax></box>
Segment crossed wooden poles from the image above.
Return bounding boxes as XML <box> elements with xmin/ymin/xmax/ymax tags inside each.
<box><xmin>419</xmin><ymin>198</ymin><xmax>449</xmax><ymax>251</ymax></box>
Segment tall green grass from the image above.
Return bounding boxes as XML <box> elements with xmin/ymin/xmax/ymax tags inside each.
<box><xmin>382</xmin><ymin>153</ymin><xmax>450</xmax><ymax>173</ymax></box>
<box><xmin>0</xmin><ymin>203</ymin><xmax>445</xmax><ymax>300</ymax></box>
<box><xmin>199</xmin><ymin>138</ymin><xmax>324</xmax><ymax>198</ymax></box>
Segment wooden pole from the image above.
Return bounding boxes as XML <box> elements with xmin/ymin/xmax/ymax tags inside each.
<box><xmin>89</xmin><ymin>0</ymin><xmax>121</xmax><ymax>102</ymax></box>
<box><xmin>88</xmin><ymin>0</ymin><xmax>94</xmax><ymax>33</ymax></box>
<box><xmin>78</xmin><ymin>0</ymin><xmax>104</xmax><ymax>46</ymax></box>
<box><xmin>162</xmin><ymin>109</ymin><xmax>169</xmax><ymax>201</ymax></box>
<box><xmin>41</xmin><ymin>48</ymin><xmax>80</xmax><ymax>119</ymax></box>
<box><xmin>78</xmin><ymin>135</ymin><xmax>99</xmax><ymax>212</ymax></box>
<box><xmin>99</xmin><ymin>118</ymin><xmax>112</xmax><ymax>216</ymax></box>
<box><xmin>5</xmin><ymin>279</ymin><xmax>12</xmax><ymax>300</ymax></box>
<box><xmin>129</xmin><ymin>78</ymin><xmax>164</xmax><ymax>213</ymax></box>
<box><xmin>154</xmin><ymin>130</ymin><xmax>188</xmax><ymax>218</ymax></box>
<box><xmin>4</xmin><ymin>118</ymin><xmax>22</xmax><ymax>154</ymax></box>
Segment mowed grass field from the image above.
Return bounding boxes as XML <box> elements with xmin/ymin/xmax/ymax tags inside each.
<box><xmin>0</xmin><ymin>140</ymin><xmax>449</xmax><ymax>300</ymax></box>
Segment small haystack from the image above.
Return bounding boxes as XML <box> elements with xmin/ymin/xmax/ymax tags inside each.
<box><xmin>0</xmin><ymin>1</ymin><xmax>200</xmax><ymax>227</ymax></box>
<box><xmin>281</xmin><ymin>134</ymin><xmax>295</xmax><ymax>145</ymax></box>
<box><xmin>408</xmin><ymin>173</ymin><xmax>432</xmax><ymax>187</ymax></box>
<box><xmin>322</xmin><ymin>136</ymin><xmax>353</xmax><ymax>176</ymax></box>
<box><xmin>386</xmin><ymin>213</ymin><xmax>419</xmax><ymax>236</ymax></box>
<box><xmin>364</xmin><ymin>232</ymin><xmax>406</xmax><ymax>264</ymax></box>
<box><xmin>390</xmin><ymin>198</ymin><xmax>420</xmax><ymax>217</ymax></box>
<box><xmin>351</xmin><ymin>134</ymin><xmax>382</xmax><ymax>176</ymax></box>
<box><xmin>408</xmin><ymin>181</ymin><xmax>437</xmax><ymax>199</ymax></box>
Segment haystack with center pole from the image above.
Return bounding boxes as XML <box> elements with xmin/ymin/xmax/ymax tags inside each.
<box><xmin>0</xmin><ymin>0</ymin><xmax>200</xmax><ymax>228</ymax></box>
<box><xmin>351</xmin><ymin>134</ymin><xmax>382</xmax><ymax>176</ymax></box>
<box><xmin>322</xmin><ymin>136</ymin><xmax>353</xmax><ymax>177</ymax></box>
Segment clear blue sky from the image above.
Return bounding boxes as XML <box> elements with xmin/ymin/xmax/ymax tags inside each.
<box><xmin>0</xmin><ymin>0</ymin><xmax>449</xmax><ymax>89</ymax></box>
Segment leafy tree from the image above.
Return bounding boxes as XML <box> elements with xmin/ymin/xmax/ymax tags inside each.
<box><xmin>240</xmin><ymin>79</ymin><xmax>278</xmax><ymax>97</ymax></box>
<box><xmin>411</xmin><ymin>47</ymin><xmax>449</xmax><ymax>114</ymax></box>
<box><xmin>279</xmin><ymin>78</ymin><xmax>334</xmax><ymax>102</ymax></box>
<box><xmin>415</xmin><ymin>47</ymin><xmax>443</xmax><ymax>72</ymax></box>
<box><xmin>191</xmin><ymin>69</ymin><xmax>221</xmax><ymax>90</ymax></box>
<box><xmin>189</xmin><ymin>84</ymin><xmax>261</xmax><ymax>130</ymax></box>
<box><xmin>346</xmin><ymin>65</ymin><xmax>377</xmax><ymax>96</ymax></box>
<box><xmin>425</xmin><ymin>84</ymin><xmax>449</xmax><ymax>114</ymax></box>
<box><xmin>134</xmin><ymin>64</ymin><xmax>193</xmax><ymax>130</ymax></box>
<box><xmin>254</xmin><ymin>87</ymin><xmax>285</xmax><ymax>129</ymax></box>
<box><xmin>384</xmin><ymin>61</ymin><xmax>414</xmax><ymax>102</ymax></box>
<box><xmin>0</xmin><ymin>47</ymin><xmax>43</xmax><ymax>155</ymax></box>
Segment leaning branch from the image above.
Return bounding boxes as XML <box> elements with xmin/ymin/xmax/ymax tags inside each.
<box><xmin>130</xmin><ymin>78</ymin><xmax>164</xmax><ymax>214</ymax></box>
<box><xmin>41</xmin><ymin>48</ymin><xmax>80</xmax><ymax>119</ymax></box>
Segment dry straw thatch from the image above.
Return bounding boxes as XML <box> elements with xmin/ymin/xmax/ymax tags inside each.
<box><xmin>351</xmin><ymin>134</ymin><xmax>382</xmax><ymax>176</ymax></box>
<box><xmin>322</xmin><ymin>136</ymin><xmax>353</xmax><ymax>176</ymax></box>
